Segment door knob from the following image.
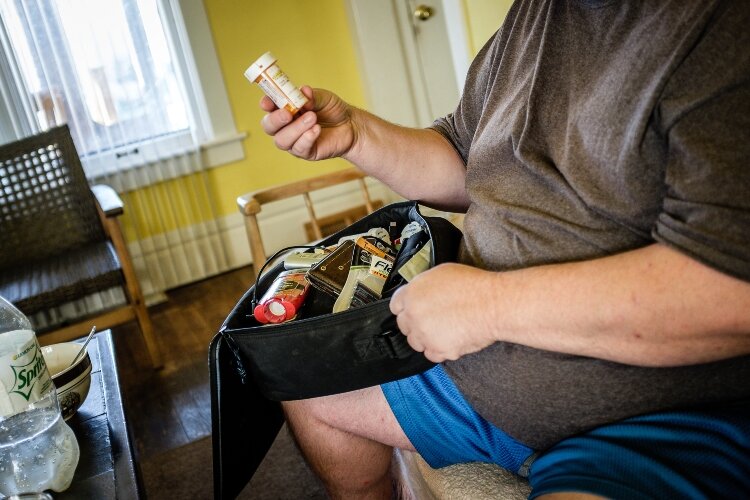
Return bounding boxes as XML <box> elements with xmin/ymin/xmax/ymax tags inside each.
<box><xmin>413</xmin><ymin>5</ymin><xmax>434</xmax><ymax>21</ymax></box>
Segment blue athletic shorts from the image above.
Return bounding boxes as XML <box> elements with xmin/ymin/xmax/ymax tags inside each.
<box><xmin>381</xmin><ymin>365</ymin><xmax>536</xmax><ymax>475</ymax></box>
<box><xmin>380</xmin><ymin>365</ymin><xmax>750</xmax><ymax>498</ymax></box>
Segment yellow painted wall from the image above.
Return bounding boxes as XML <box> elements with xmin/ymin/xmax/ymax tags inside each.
<box><xmin>462</xmin><ymin>0</ymin><xmax>514</xmax><ymax>55</ymax></box>
<box><xmin>202</xmin><ymin>0</ymin><xmax>367</xmax><ymax>217</ymax></box>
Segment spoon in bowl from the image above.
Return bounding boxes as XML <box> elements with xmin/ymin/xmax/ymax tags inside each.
<box><xmin>69</xmin><ymin>326</ymin><xmax>96</xmax><ymax>368</ymax></box>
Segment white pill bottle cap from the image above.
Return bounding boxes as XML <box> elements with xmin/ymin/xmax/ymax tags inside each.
<box><xmin>245</xmin><ymin>51</ymin><xmax>277</xmax><ymax>82</ymax></box>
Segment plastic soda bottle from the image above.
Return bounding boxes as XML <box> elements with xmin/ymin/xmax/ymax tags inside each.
<box><xmin>0</xmin><ymin>296</ymin><xmax>79</xmax><ymax>495</ymax></box>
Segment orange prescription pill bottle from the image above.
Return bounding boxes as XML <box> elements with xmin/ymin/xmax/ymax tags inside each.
<box><xmin>245</xmin><ymin>52</ymin><xmax>308</xmax><ymax>115</ymax></box>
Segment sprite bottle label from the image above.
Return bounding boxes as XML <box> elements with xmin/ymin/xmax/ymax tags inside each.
<box><xmin>0</xmin><ymin>330</ymin><xmax>53</xmax><ymax>417</ymax></box>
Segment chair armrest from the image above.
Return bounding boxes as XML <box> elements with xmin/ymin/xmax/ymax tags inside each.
<box><xmin>91</xmin><ymin>185</ymin><xmax>124</xmax><ymax>217</ymax></box>
<box><xmin>236</xmin><ymin>168</ymin><xmax>368</xmax><ymax>216</ymax></box>
<box><xmin>236</xmin><ymin>167</ymin><xmax>374</xmax><ymax>279</ymax></box>
<box><xmin>237</xmin><ymin>192</ymin><xmax>262</xmax><ymax>216</ymax></box>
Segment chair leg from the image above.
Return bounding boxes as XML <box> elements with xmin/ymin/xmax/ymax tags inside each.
<box><xmin>243</xmin><ymin>213</ymin><xmax>267</xmax><ymax>281</ymax></box>
<box><xmin>104</xmin><ymin>216</ymin><xmax>163</xmax><ymax>369</ymax></box>
<box><xmin>132</xmin><ymin>299</ymin><xmax>163</xmax><ymax>369</ymax></box>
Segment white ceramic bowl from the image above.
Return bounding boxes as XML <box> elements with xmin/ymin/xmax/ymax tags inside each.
<box><xmin>41</xmin><ymin>342</ymin><xmax>92</xmax><ymax>421</ymax></box>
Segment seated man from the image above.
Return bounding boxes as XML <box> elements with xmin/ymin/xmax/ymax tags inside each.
<box><xmin>259</xmin><ymin>0</ymin><xmax>750</xmax><ymax>498</ymax></box>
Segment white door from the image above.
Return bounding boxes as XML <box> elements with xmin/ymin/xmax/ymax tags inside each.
<box><xmin>346</xmin><ymin>0</ymin><xmax>471</xmax><ymax>127</ymax></box>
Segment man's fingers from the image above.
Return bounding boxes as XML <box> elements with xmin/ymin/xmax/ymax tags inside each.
<box><xmin>261</xmin><ymin>107</ymin><xmax>294</xmax><ymax>135</ymax></box>
<box><xmin>267</xmin><ymin>110</ymin><xmax>317</xmax><ymax>151</ymax></box>
<box><xmin>407</xmin><ymin>336</ymin><xmax>425</xmax><ymax>353</ymax></box>
<box><xmin>290</xmin><ymin>125</ymin><xmax>321</xmax><ymax>157</ymax></box>
<box><xmin>422</xmin><ymin>349</ymin><xmax>445</xmax><ymax>363</ymax></box>
<box><xmin>395</xmin><ymin>309</ymin><xmax>415</xmax><ymax>339</ymax></box>
<box><xmin>300</xmin><ymin>86</ymin><xmax>315</xmax><ymax>111</ymax></box>
<box><xmin>259</xmin><ymin>95</ymin><xmax>277</xmax><ymax>112</ymax></box>
<box><xmin>273</xmin><ymin>111</ymin><xmax>317</xmax><ymax>151</ymax></box>
<box><xmin>390</xmin><ymin>286</ymin><xmax>405</xmax><ymax>315</ymax></box>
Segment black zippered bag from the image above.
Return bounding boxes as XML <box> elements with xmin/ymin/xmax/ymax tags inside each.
<box><xmin>209</xmin><ymin>201</ymin><xmax>462</xmax><ymax>498</ymax></box>
<box><xmin>218</xmin><ymin>201</ymin><xmax>462</xmax><ymax>400</ymax></box>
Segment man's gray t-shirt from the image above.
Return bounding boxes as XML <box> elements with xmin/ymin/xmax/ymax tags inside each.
<box><xmin>432</xmin><ymin>0</ymin><xmax>750</xmax><ymax>449</ymax></box>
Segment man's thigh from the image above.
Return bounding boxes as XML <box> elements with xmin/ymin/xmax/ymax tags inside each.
<box><xmin>282</xmin><ymin>386</ymin><xmax>416</xmax><ymax>452</ymax></box>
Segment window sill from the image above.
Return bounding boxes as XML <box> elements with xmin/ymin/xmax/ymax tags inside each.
<box><xmin>201</xmin><ymin>131</ymin><xmax>247</xmax><ymax>169</ymax></box>
<box><xmin>83</xmin><ymin>131</ymin><xmax>246</xmax><ymax>187</ymax></box>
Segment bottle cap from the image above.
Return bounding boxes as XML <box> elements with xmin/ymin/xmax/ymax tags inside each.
<box><xmin>244</xmin><ymin>51</ymin><xmax>277</xmax><ymax>82</ymax></box>
<box><xmin>253</xmin><ymin>299</ymin><xmax>295</xmax><ymax>324</ymax></box>
<box><xmin>253</xmin><ymin>302</ymin><xmax>269</xmax><ymax>323</ymax></box>
<box><xmin>267</xmin><ymin>301</ymin><xmax>286</xmax><ymax>317</ymax></box>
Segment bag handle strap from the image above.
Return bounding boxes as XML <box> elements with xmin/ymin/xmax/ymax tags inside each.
<box><xmin>376</xmin><ymin>315</ymin><xmax>415</xmax><ymax>359</ymax></box>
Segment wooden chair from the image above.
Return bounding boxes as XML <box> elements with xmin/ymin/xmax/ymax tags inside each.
<box><xmin>237</xmin><ymin>168</ymin><xmax>382</xmax><ymax>278</ymax></box>
<box><xmin>0</xmin><ymin>125</ymin><xmax>162</xmax><ymax>368</ymax></box>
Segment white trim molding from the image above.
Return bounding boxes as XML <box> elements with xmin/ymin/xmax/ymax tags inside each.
<box><xmin>166</xmin><ymin>0</ymin><xmax>240</xmax><ymax>143</ymax></box>
<box><xmin>201</xmin><ymin>131</ymin><xmax>247</xmax><ymax>169</ymax></box>
<box><xmin>440</xmin><ymin>0</ymin><xmax>472</xmax><ymax>92</ymax></box>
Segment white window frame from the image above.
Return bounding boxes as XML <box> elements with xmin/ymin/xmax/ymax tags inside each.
<box><xmin>0</xmin><ymin>0</ymin><xmax>244</xmax><ymax>174</ymax></box>
<box><xmin>164</xmin><ymin>0</ymin><xmax>245</xmax><ymax>168</ymax></box>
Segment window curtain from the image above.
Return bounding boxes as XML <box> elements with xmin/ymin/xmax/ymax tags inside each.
<box><xmin>0</xmin><ymin>0</ymin><xmax>230</xmax><ymax>324</ymax></box>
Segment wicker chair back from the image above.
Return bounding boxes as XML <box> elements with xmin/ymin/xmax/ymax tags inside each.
<box><xmin>0</xmin><ymin>125</ymin><xmax>105</xmax><ymax>268</ymax></box>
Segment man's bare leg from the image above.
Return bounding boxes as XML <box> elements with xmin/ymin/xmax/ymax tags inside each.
<box><xmin>283</xmin><ymin>385</ymin><xmax>416</xmax><ymax>499</ymax></box>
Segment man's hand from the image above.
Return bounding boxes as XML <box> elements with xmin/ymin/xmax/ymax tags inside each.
<box><xmin>260</xmin><ymin>86</ymin><xmax>358</xmax><ymax>161</ymax></box>
<box><xmin>389</xmin><ymin>263</ymin><xmax>505</xmax><ymax>362</ymax></box>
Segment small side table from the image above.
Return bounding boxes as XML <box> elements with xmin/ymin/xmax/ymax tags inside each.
<box><xmin>56</xmin><ymin>329</ymin><xmax>142</xmax><ymax>499</ymax></box>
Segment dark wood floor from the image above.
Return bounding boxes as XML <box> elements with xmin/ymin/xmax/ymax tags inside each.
<box><xmin>111</xmin><ymin>266</ymin><xmax>255</xmax><ymax>464</ymax></box>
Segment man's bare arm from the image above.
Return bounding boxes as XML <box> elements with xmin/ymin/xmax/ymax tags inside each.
<box><xmin>499</xmin><ymin>243</ymin><xmax>750</xmax><ymax>366</ymax></box>
<box><xmin>391</xmin><ymin>243</ymin><xmax>750</xmax><ymax>366</ymax></box>
<box><xmin>343</xmin><ymin>108</ymin><xmax>468</xmax><ymax>211</ymax></box>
